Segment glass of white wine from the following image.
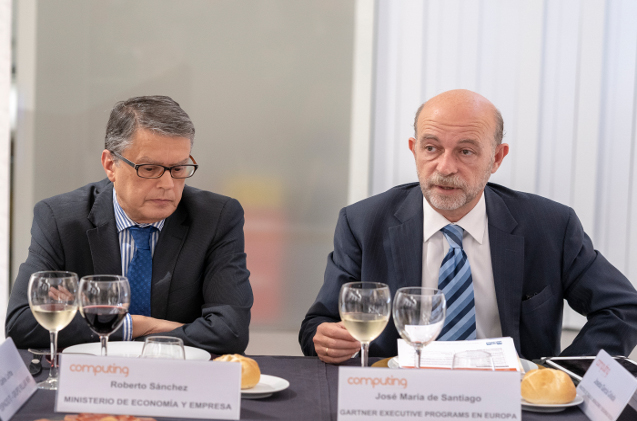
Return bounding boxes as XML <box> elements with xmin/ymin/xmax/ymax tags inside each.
<box><xmin>27</xmin><ymin>271</ymin><xmax>79</xmax><ymax>390</ymax></box>
<box><xmin>339</xmin><ymin>282</ymin><xmax>391</xmax><ymax>367</ymax></box>
<box><xmin>393</xmin><ymin>287</ymin><xmax>446</xmax><ymax>369</ymax></box>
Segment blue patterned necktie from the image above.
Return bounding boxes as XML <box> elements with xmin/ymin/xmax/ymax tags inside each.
<box><xmin>437</xmin><ymin>224</ymin><xmax>477</xmax><ymax>341</ymax></box>
<box><xmin>127</xmin><ymin>225</ymin><xmax>156</xmax><ymax>316</ymax></box>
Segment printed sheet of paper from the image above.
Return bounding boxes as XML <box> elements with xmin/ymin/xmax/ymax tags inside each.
<box><xmin>397</xmin><ymin>337</ymin><xmax>519</xmax><ymax>370</ymax></box>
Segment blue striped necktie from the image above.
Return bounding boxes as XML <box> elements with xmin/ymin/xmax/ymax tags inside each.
<box><xmin>437</xmin><ymin>224</ymin><xmax>477</xmax><ymax>341</ymax></box>
<box><xmin>127</xmin><ymin>225</ymin><xmax>156</xmax><ymax>316</ymax></box>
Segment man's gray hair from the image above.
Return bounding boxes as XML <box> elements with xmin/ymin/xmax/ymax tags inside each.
<box><xmin>105</xmin><ymin>95</ymin><xmax>195</xmax><ymax>156</ymax></box>
<box><xmin>493</xmin><ymin>108</ymin><xmax>504</xmax><ymax>146</ymax></box>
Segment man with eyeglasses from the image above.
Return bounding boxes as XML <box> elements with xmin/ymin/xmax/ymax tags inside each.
<box><xmin>6</xmin><ymin>96</ymin><xmax>253</xmax><ymax>354</ymax></box>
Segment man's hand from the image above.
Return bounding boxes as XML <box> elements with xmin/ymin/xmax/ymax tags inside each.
<box><xmin>313</xmin><ymin>322</ymin><xmax>360</xmax><ymax>364</ymax></box>
<box><xmin>48</xmin><ymin>285</ymin><xmax>74</xmax><ymax>301</ymax></box>
<box><xmin>131</xmin><ymin>315</ymin><xmax>184</xmax><ymax>338</ymax></box>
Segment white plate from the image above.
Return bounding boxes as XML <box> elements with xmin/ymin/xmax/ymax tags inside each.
<box><xmin>241</xmin><ymin>374</ymin><xmax>289</xmax><ymax>399</ymax></box>
<box><xmin>63</xmin><ymin>341</ymin><xmax>211</xmax><ymax>360</ymax></box>
<box><xmin>519</xmin><ymin>359</ymin><xmax>538</xmax><ymax>380</ymax></box>
<box><xmin>388</xmin><ymin>356</ymin><xmax>400</xmax><ymax>368</ymax></box>
<box><xmin>522</xmin><ymin>394</ymin><xmax>584</xmax><ymax>413</ymax></box>
<box><xmin>521</xmin><ymin>358</ymin><xmax>538</xmax><ymax>373</ymax></box>
<box><xmin>387</xmin><ymin>357</ymin><xmax>538</xmax><ymax>373</ymax></box>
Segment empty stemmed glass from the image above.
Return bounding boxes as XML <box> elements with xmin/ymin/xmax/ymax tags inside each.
<box><xmin>339</xmin><ymin>282</ymin><xmax>391</xmax><ymax>367</ymax></box>
<box><xmin>141</xmin><ymin>336</ymin><xmax>186</xmax><ymax>359</ymax></box>
<box><xmin>78</xmin><ymin>275</ymin><xmax>130</xmax><ymax>356</ymax></box>
<box><xmin>27</xmin><ymin>271</ymin><xmax>79</xmax><ymax>389</ymax></box>
<box><xmin>393</xmin><ymin>287</ymin><xmax>446</xmax><ymax>369</ymax></box>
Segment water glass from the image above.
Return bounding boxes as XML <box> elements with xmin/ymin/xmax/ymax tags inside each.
<box><xmin>141</xmin><ymin>336</ymin><xmax>186</xmax><ymax>359</ymax></box>
<box><xmin>393</xmin><ymin>287</ymin><xmax>446</xmax><ymax>369</ymax></box>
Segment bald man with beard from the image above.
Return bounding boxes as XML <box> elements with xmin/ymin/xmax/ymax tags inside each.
<box><xmin>299</xmin><ymin>89</ymin><xmax>637</xmax><ymax>363</ymax></box>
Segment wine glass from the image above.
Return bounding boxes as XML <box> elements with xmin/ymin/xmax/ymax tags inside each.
<box><xmin>451</xmin><ymin>350</ymin><xmax>495</xmax><ymax>370</ymax></box>
<box><xmin>78</xmin><ymin>275</ymin><xmax>130</xmax><ymax>356</ymax></box>
<box><xmin>27</xmin><ymin>271</ymin><xmax>79</xmax><ymax>390</ymax></box>
<box><xmin>141</xmin><ymin>336</ymin><xmax>186</xmax><ymax>359</ymax></box>
<box><xmin>393</xmin><ymin>287</ymin><xmax>446</xmax><ymax>369</ymax></box>
<box><xmin>338</xmin><ymin>282</ymin><xmax>391</xmax><ymax>367</ymax></box>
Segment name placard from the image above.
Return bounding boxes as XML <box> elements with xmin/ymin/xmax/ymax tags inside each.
<box><xmin>337</xmin><ymin>367</ymin><xmax>520</xmax><ymax>421</ymax></box>
<box><xmin>577</xmin><ymin>350</ymin><xmax>637</xmax><ymax>421</ymax></box>
<box><xmin>56</xmin><ymin>354</ymin><xmax>241</xmax><ymax>420</ymax></box>
<box><xmin>0</xmin><ymin>338</ymin><xmax>37</xmax><ymax>421</ymax></box>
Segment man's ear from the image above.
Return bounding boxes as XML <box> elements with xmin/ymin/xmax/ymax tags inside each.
<box><xmin>409</xmin><ymin>137</ymin><xmax>417</xmax><ymax>158</ymax></box>
<box><xmin>102</xmin><ymin>149</ymin><xmax>117</xmax><ymax>182</ymax></box>
<box><xmin>491</xmin><ymin>143</ymin><xmax>509</xmax><ymax>174</ymax></box>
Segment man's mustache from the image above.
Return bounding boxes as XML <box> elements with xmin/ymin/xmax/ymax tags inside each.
<box><xmin>426</xmin><ymin>172</ymin><xmax>467</xmax><ymax>190</ymax></box>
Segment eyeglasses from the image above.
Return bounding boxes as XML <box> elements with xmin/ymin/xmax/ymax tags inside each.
<box><xmin>111</xmin><ymin>151</ymin><xmax>198</xmax><ymax>179</ymax></box>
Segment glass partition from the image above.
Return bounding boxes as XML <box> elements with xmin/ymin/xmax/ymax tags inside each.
<box><xmin>11</xmin><ymin>0</ymin><xmax>355</xmax><ymax>337</ymax></box>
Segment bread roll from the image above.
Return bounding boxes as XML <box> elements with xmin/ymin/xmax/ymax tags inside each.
<box><xmin>214</xmin><ymin>354</ymin><xmax>261</xmax><ymax>389</ymax></box>
<box><xmin>521</xmin><ymin>369</ymin><xmax>576</xmax><ymax>404</ymax></box>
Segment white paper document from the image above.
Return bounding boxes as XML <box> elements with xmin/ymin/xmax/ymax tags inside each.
<box><xmin>397</xmin><ymin>337</ymin><xmax>520</xmax><ymax>370</ymax></box>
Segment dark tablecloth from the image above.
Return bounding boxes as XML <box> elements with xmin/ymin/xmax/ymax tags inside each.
<box><xmin>10</xmin><ymin>350</ymin><xmax>636</xmax><ymax>421</ymax></box>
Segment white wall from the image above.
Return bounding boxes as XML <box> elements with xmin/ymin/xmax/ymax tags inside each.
<box><xmin>370</xmin><ymin>0</ymin><xmax>637</xmax><ymax>328</ymax></box>
<box><xmin>0</xmin><ymin>0</ymin><xmax>12</xmax><ymax>338</ymax></box>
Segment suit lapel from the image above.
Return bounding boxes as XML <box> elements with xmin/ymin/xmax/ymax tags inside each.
<box><xmin>150</xmin><ymin>202</ymin><xmax>189</xmax><ymax>319</ymax></box>
<box><xmin>389</xmin><ymin>187</ymin><xmax>424</xmax><ymax>291</ymax></box>
<box><xmin>485</xmin><ymin>186</ymin><xmax>524</xmax><ymax>352</ymax></box>
<box><xmin>86</xmin><ymin>182</ymin><xmax>122</xmax><ymax>275</ymax></box>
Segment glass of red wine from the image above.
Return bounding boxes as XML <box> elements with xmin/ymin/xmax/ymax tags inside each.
<box><xmin>78</xmin><ymin>275</ymin><xmax>130</xmax><ymax>356</ymax></box>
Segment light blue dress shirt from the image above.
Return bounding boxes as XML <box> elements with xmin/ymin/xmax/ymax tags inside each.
<box><xmin>113</xmin><ymin>190</ymin><xmax>165</xmax><ymax>340</ymax></box>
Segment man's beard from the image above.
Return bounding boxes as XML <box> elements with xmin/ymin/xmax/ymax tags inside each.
<box><xmin>419</xmin><ymin>159</ymin><xmax>493</xmax><ymax>212</ymax></box>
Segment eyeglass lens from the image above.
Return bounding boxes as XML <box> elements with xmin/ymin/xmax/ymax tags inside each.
<box><xmin>137</xmin><ymin>165</ymin><xmax>196</xmax><ymax>179</ymax></box>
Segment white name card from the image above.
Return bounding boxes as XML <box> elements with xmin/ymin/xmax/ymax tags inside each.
<box><xmin>56</xmin><ymin>354</ymin><xmax>241</xmax><ymax>420</ymax></box>
<box><xmin>0</xmin><ymin>338</ymin><xmax>37</xmax><ymax>421</ymax></box>
<box><xmin>577</xmin><ymin>349</ymin><xmax>637</xmax><ymax>421</ymax></box>
<box><xmin>338</xmin><ymin>367</ymin><xmax>520</xmax><ymax>421</ymax></box>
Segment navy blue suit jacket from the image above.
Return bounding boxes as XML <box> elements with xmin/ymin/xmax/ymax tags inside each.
<box><xmin>299</xmin><ymin>183</ymin><xmax>637</xmax><ymax>360</ymax></box>
<box><xmin>6</xmin><ymin>179</ymin><xmax>253</xmax><ymax>354</ymax></box>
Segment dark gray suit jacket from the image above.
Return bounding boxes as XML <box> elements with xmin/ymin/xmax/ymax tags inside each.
<box><xmin>299</xmin><ymin>182</ymin><xmax>637</xmax><ymax>360</ymax></box>
<box><xmin>6</xmin><ymin>179</ymin><xmax>253</xmax><ymax>354</ymax></box>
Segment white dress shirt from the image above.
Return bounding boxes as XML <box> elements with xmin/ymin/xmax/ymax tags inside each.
<box><xmin>421</xmin><ymin>193</ymin><xmax>503</xmax><ymax>339</ymax></box>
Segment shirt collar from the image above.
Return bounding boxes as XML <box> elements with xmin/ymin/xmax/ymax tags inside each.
<box><xmin>113</xmin><ymin>189</ymin><xmax>165</xmax><ymax>233</ymax></box>
<box><xmin>423</xmin><ymin>192</ymin><xmax>487</xmax><ymax>244</ymax></box>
